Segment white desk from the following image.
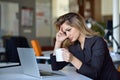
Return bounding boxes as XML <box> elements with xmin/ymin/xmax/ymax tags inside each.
<box><xmin>0</xmin><ymin>64</ymin><xmax>92</xmax><ymax>80</ymax></box>
<box><xmin>0</xmin><ymin>62</ymin><xmax>20</xmax><ymax>68</ymax></box>
<box><xmin>36</xmin><ymin>51</ymin><xmax>52</xmax><ymax>64</ymax></box>
<box><xmin>110</xmin><ymin>52</ymin><xmax>120</xmax><ymax>63</ymax></box>
<box><xmin>36</xmin><ymin>51</ymin><xmax>52</xmax><ymax>60</ymax></box>
<box><xmin>0</xmin><ymin>48</ymin><xmax>5</xmax><ymax>53</ymax></box>
<box><xmin>110</xmin><ymin>52</ymin><xmax>120</xmax><ymax>69</ymax></box>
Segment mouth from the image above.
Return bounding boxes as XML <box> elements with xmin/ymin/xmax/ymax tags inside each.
<box><xmin>69</xmin><ymin>37</ymin><xmax>73</xmax><ymax>42</ymax></box>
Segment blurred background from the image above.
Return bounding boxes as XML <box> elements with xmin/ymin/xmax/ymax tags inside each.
<box><xmin>0</xmin><ymin>0</ymin><xmax>119</xmax><ymax>52</ymax></box>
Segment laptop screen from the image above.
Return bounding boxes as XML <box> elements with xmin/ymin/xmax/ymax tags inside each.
<box><xmin>17</xmin><ymin>48</ymin><xmax>40</xmax><ymax>77</ymax></box>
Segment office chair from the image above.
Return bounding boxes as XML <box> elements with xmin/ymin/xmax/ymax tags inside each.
<box><xmin>31</xmin><ymin>40</ymin><xmax>46</xmax><ymax>63</ymax></box>
<box><xmin>31</xmin><ymin>40</ymin><xmax>43</xmax><ymax>56</ymax></box>
<box><xmin>4</xmin><ymin>36</ymin><xmax>30</xmax><ymax>62</ymax></box>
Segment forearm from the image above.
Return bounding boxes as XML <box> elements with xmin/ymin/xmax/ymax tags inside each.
<box><xmin>53</xmin><ymin>41</ymin><xmax>62</xmax><ymax>55</ymax></box>
<box><xmin>70</xmin><ymin>56</ymin><xmax>97</xmax><ymax>79</ymax></box>
<box><xmin>54</xmin><ymin>41</ymin><xmax>62</xmax><ymax>49</ymax></box>
<box><xmin>70</xmin><ymin>56</ymin><xmax>82</xmax><ymax>69</ymax></box>
<box><xmin>50</xmin><ymin>54</ymin><xmax>68</xmax><ymax>70</ymax></box>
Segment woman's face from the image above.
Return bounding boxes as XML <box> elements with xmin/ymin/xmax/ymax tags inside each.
<box><xmin>60</xmin><ymin>23</ymin><xmax>80</xmax><ymax>42</ymax></box>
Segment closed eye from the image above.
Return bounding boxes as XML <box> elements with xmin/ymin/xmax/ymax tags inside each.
<box><xmin>66</xmin><ymin>28</ymin><xmax>71</xmax><ymax>32</ymax></box>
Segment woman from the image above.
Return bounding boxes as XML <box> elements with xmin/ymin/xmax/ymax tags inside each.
<box><xmin>50</xmin><ymin>12</ymin><xmax>120</xmax><ymax>80</ymax></box>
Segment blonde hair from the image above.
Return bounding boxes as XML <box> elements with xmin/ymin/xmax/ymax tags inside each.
<box><xmin>55</xmin><ymin>12</ymin><xmax>99</xmax><ymax>47</ymax></box>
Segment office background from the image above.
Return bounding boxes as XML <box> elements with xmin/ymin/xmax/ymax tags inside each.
<box><xmin>0</xmin><ymin>0</ymin><xmax>120</xmax><ymax>47</ymax></box>
<box><xmin>0</xmin><ymin>0</ymin><xmax>120</xmax><ymax>78</ymax></box>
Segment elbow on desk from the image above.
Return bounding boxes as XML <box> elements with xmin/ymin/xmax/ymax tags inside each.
<box><xmin>50</xmin><ymin>54</ymin><xmax>68</xmax><ymax>70</ymax></box>
<box><xmin>50</xmin><ymin>63</ymin><xmax>65</xmax><ymax>71</ymax></box>
<box><xmin>51</xmin><ymin>67</ymin><xmax>60</xmax><ymax>71</ymax></box>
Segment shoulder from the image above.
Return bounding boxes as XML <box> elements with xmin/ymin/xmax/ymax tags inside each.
<box><xmin>93</xmin><ymin>36</ymin><xmax>106</xmax><ymax>44</ymax></box>
<box><xmin>85</xmin><ymin>36</ymin><xmax>107</xmax><ymax>49</ymax></box>
<box><xmin>91</xmin><ymin>36</ymin><xmax>107</xmax><ymax>48</ymax></box>
<box><xmin>87</xmin><ymin>36</ymin><xmax>105</xmax><ymax>44</ymax></box>
<box><xmin>88</xmin><ymin>36</ymin><xmax>104</xmax><ymax>41</ymax></box>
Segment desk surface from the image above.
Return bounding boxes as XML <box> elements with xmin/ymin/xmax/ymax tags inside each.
<box><xmin>0</xmin><ymin>62</ymin><xmax>19</xmax><ymax>68</ymax></box>
<box><xmin>0</xmin><ymin>48</ymin><xmax>5</xmax><ymax>53</ymax></box>
<box><xmin>110</xmin><ymin>52</ymin><xmax>120</xmax><ymax>63</ymax></box>
<box><xmin>0</xmin><ymin>64</ymin><xmax>92</xmax><ymax>80</ymax></box>
<box><xmin>36</xmin><ymin>51</ymin><xmax>52</xmax><ymax>60</ymax></box>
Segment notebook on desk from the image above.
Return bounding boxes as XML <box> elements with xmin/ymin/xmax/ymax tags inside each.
<box><xmin>17</xmin><ymin>48</ymin><xmax>64</xmax><ymax>78</ymax></box>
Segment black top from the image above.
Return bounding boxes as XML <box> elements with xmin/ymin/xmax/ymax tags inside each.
<box><xmin>50</xmin><ymin>36</ymin><xmax>120</xmax><ymax>80</ymax></box>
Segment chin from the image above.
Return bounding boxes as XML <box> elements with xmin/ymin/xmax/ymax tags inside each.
<box><xmin>70</xmin><ymin>39</ymin><xmax>75</xmax><ymax>42</ymax></box>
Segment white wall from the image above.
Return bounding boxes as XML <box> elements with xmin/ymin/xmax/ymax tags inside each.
<box><xmin>0</xmin><ymin>2</ymin><xmax>19</xmax><ymax>36</ymax></box>
<box><xmin>52</xmin><ymin>0</ymin><xmax>70</xmax><ymax>39</ymax></box>
<box><xmin>101</xmin><ymin>0</ymin><xmax>120</xmax><ymax>16</ymax></box>
<box><xmin>53</xmin><ymin>0</ymin><xmax>69</xmax><ymax>18</ymax></box>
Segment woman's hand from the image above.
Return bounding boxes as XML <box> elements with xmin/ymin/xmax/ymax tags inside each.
<box><xmin>62</xmin><ymin>48</ymin><xmax>82</xmax><ymax>69</ymax></box>
<box><xmin>56</xmin><ymin>30</ymin><xmax>68</xmax><ymax>43</ymax></box>
<box><xmin>62</xmin><ymin>48</ymin><xmax>73</xmax><ymax>62</ymax></box>
<box><xmin>54</xmin><ymin>31</ymin><xmax>68</xmax><ymax>50</ymax></box>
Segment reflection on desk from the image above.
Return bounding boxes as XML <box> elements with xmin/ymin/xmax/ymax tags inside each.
<box><xmin>0</xmin><ymin>64</ymin><xmax>92</xmax><ymax>80</ymax></box>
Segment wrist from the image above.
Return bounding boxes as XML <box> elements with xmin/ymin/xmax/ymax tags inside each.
<box><xmin>54</xmin><ymin>41</ymin><xmax>62</xmax><ymax>49</ymax></box>
<box><xmin>53</xmin><ymin>42</ymin><xmax>62</xmax><ymax>55</ymax></box>
<box><xmin>70</xmin><ymin>56</ymin><xmax>82</xmax><ymax>69</ymax></box>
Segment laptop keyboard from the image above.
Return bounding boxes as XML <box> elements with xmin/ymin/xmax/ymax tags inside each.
<box><xmin>39</xmin><ymin>70</ymin><xmax>64</xmax><ymax>76</ymax></box>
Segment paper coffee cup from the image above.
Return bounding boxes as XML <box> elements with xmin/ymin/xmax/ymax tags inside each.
<box><xmin>55</xmin><ymin>48</ymin><xmax>64</xmax><ymax>62</ymax></box>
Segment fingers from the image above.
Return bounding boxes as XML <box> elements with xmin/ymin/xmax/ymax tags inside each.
<box><xmin>56</xmin><ymin>31</ymin><xmax>68</xmax><ymax>43</ymax></box>
<box><xmin>56</xmin><ymin>32</ymin><xmax>62</xmax><ymax>37</ymax></box>
<box><xmin>62</xmin><ymin>48</ymin><xmax>72</xmax><ymax>62</ymax></box>
<box><xmin>57</xmin><ymin>31</ymin><xmax>66</xmax><ymax>37</ymax></box>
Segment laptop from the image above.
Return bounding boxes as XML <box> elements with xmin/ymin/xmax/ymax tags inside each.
<box><xmin>17</xmin><ymin>48</ymin><xmax>64</xmax><ymax>78</ymax></box>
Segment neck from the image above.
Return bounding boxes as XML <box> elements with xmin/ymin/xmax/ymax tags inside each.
<box><xmin>78</xmin><ymin>34</ymin><xmax>86</xmax><ymax>50</ymax></box>
<box><xmin>78</xmin><ymin>34</ymin><xmax>86</xmax><ymax>44</ymax></box>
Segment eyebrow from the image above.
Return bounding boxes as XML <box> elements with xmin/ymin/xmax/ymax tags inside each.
<box><xmin>65</xmin><ymin>27</ymin><xmax>71</xmax><ymax>31</ymax></box>
<box><xmin>61</xmin><ymin>25</ymin><xmax>71</xmax><ymax>32</ymax></box>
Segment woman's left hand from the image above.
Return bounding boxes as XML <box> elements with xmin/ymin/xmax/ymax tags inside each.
<box><xmin>62</xmin><ymin>48</ymin><xmax>73</xmax><ymax>62</ymax></box>
<box><xmin>61</xmin><ymin>48</ymin><xmax>83</xmax><ymax>69</ymax></box>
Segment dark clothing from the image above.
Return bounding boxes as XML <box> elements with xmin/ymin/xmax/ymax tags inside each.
<box><xmin>50</xmin><ymin>36</ymin><xmax>120</xmax><ymax>80</ymax></box>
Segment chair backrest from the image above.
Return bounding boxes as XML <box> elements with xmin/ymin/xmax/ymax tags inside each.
<box><xmin>31</xmin><ymin>40</ymin><xmax>43</xmax><ymax>56</ymax></box>
<box><xmin>5</xmin><ymin>36</ymin><xmax>30</xmax><ymax>62</ymax></box>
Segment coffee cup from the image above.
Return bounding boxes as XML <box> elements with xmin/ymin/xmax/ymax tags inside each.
<box><xmin>55</xmin><ymin>48</ymin><xmax>64</xmax><ymax>62</ymax></box>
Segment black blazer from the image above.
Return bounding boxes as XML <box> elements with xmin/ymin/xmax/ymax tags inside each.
<box><xmin>50</xmin><ymin>36</ymin><xmax>120</xmax><ymax>80</ymax></box>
